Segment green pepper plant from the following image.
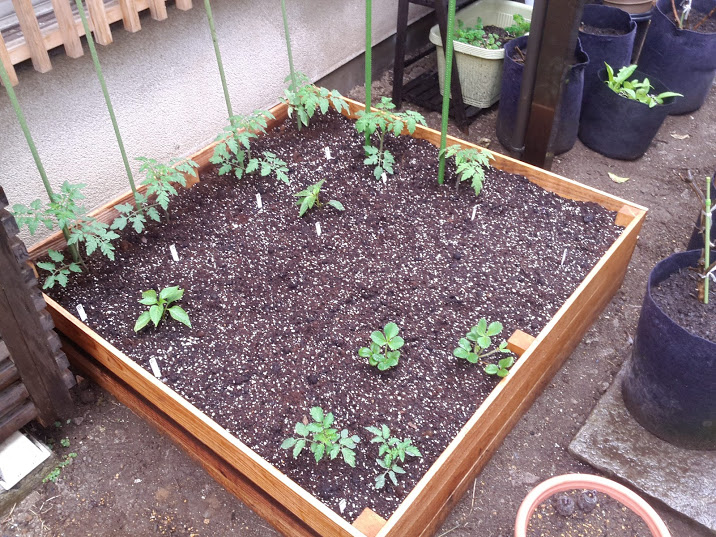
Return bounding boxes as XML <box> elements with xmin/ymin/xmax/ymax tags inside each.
<box><xmin>134</xmin><ymin>286</ymin><xmax>191</xmax><ymax>332</ymax></box>
<box><xmin>294</xmin><ymin>179</ymin><xmax>344</xmax><ymax>217</ymax></box>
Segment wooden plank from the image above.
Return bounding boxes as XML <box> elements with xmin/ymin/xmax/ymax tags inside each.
<box><xmin>11</xmin><ymin>0</ymin><xmax>52</xmax><ymax>72</ymax></box>
<box><xmin>118</xmin><ymin>0</ymin><xmax>141</xmax><ymax>32</ymax></box>
<box><xmin>147</xmin><ymin>0</ymin><xmax>167</xmax><ymax>21</ymax></box>
<box><xmin>175</xmin><ymin>0</ymin><xmax>192</xmax><ymax>10</ymax></box>
<box><xmin>0</xmin><ymin>382</ymin><xmax>30</xmax><ymax>416</ymax></box>
<box><xmin>616</xmin><ymin>204</ymin><xmax>643</xmax><ymax>227</ymax></box>
<box><xmin>50</xmin><ymin>0</ymin><xmax>84</xmax><ymax>58</ymax></box>
<box><xmin>60</xmin><ymin>338</ymin><xmax>326</xmax><ymax>537</ymax></box>
<box><xmin>0</xmin><ymin>358</ymin><xmax>20</xmax><ymax>392</ymax></box>
<box><xmin>0</xmin><ymin>340</ymin><xmax>9</xmax><ymax>361</ymax></box>
<box><xmin>352</xmin><ymin>508</ymin><xmax>387</xmax><ymax>537</ymax></box>
<box><xmin>86</xmin><ymin>0</ymin><xmax>113</xmax><ymax>45</ymax></box>
<box><xmin>44</xmin><ymin>297</ymin><xmax>364</xmax><ymax>537</ymax></box>
<box><xmin>0</xmin><ymin>34</ymin><xmax>18</xmax><ymax>86</ymax></box>
<box><xmin>29</xmin><ymin>99</ymin><xmax>647</xmax><ymax>537</ymax></box>
<box><xmin>507</xmin><ymin>329</ymin><xmax>535</xmax><ymax>356</ymax></box>
<box><xmin>0</xmin><ymin>401</ymin><xmax>37</xmax><ymax>444</ymax></box>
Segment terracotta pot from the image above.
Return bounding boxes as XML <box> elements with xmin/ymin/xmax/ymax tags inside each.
<box><xmin>603</xmin><ymin>0</ymin><xmax>654</xmax><ymax>14</ymax></box>
<box><xmin>514</xmin><ymin>474</ymin><xmax>671</xmax><ymax>537</ymax></box>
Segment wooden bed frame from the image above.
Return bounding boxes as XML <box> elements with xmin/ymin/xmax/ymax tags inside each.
<box><xmin>29</xmin><ymin>98</ymin><xmax>647</xmax><ymax>537</ymax></box>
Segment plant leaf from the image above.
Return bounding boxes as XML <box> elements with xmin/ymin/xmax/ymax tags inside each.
<box><xmin>168</xmin><ymin>306</ymin><xmax>191</xmax><ymax>327</ymax></box>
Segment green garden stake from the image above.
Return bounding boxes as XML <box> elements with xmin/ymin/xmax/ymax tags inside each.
<box><xmin>705</xmin><ymin>175</ymin><xmax>711</xmax><ymax>304</ymax></box>
<box><xmin>75</xmin><ymin>0</ymin><xmax>139</xmax><ymax>205</ymax></box>
<box><xmin>0</xmin><ymin>58</ymin><xmax>81</xmax><ymax>263</ymax></box>
<box><xmin>364</xmin><ymin>0</ymin><xmax>372</xmax><ymax>146</ymax></box>
<box><xmin>437</xmin><ymin>0</ymin><xmax>457</xmax><ymax>184</ymax></box>
<box><xmin>203</xmin><ymin>0</ymin><xmax>234</xmax><ymax>120</ymax></box>
<box><xmin>280</xmin><ymin>0</ymin><xmax>299</xmax><ymax>129</ymax></box>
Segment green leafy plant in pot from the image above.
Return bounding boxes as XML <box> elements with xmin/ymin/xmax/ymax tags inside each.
<box><xmin>622</xmin><ymin>172</ymin><xmax>716</xmax><ymax>450</ymax></box>
<box><xmin>578</xmin><ymin>63</ymin><xmax>681</xmax><ymax>160</ymax></box>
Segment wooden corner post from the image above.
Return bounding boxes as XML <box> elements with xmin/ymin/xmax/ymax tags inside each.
<box><xmin>0</xmin><ymin>187</ymin><xmax>74</xmax><ymax>424</ymax></box>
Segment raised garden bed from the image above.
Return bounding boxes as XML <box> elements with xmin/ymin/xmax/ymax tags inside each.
<box><xmin>29</xmin><ymin>98</ymin><xmax>646</xmax><ymax>537</ymax></box>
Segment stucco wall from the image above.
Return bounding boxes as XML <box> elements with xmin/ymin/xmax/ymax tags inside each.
<box><xmin>0</xmin><ymin>0</ymin><xmax>429</xmax><ymax>242</ymax></box>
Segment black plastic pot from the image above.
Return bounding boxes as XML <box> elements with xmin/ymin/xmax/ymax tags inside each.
<box><xmin>579</xmin><ymin>5</ymin><xmax>637</xmax><ymax>97</ymax></box>
<box><xmin>687</xmin><ymin>175</ymin><xmax>716</xmax><ymax>250</ymax></box>
<box><xmin>496</xmin><ymin>36</ymin><xmax>589</xmax><ymax>156</ymax></box>
<box><xmin>578</xmin><ymin>68</ymin><xmax>675</xmax><ymax>160</ymax></box>
<box><xmin>638</xmin><ymin>0</ymin><xmax>716</xmax><ymax>115</ymax></box>
<box><xmin>622</xmin><ymin>250</ymin><xmax>716</xmax><ymax>451</ymax></box>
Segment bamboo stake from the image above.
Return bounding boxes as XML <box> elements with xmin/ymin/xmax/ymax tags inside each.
<box><xmin>75</xmin><ymin>0</ymin><xmax>139</xmax><ymax>204</ymax></box>
<box><xmin>280</xmin><ymin>0</ymin><xmax>299</xmax><ymax>130</ymax></box>
<box><xmin>364</xmin><ymin>0</ymin><xmax>372</xmax><ymax>146</ymax></box>
<box><xmin>437</xmin><ymin>0</ymin><xmax>457</xmax><ymax>184</ymax></box>
<box><xmin>0</xmin><ymin>57</ymin><xmax>80</xmax><ymax>262</ymax></box>
<box><xmin>705</xmin><ymin>175</ymin><xmax>711</xmax><ymax>304</ymax></box>
<box><xmin>203</xmin><ymin>0</ymin><xmax>234</xmax><ymax>120</ymax></box>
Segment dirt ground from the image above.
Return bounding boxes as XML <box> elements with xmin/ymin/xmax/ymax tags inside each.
<box><xmin>2</xmin><ymin>54</ymin><xmax>715</xmax><ymax>537</ymax></box>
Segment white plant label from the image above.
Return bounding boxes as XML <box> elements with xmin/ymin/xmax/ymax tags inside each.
<box><xmin>381</xmin><ymin>172</ymin><xmax>387</xmax><ymax>184</ymax></box>
<box><xmin>324</xmin><ymin>147</ymin><xmax>333</xmax><ymax>160</ymax></box>
<box><xmin>76</xmin><ymin>304</ymin><xmax>87</xmax><ymax>322</ymax></box>
<box><xmin>560</xmin><ymin>248</ymin><xmax>568</xmax><ymax>266</ymax></box>
<box><xmin>256</xmin><ymin>193</ymin><xmax>263</xmax><ymax>210</ymax></box>
<box><xmin>149</xmin><ymin>357</ymin><xmax>161</xmax><ymax>378</ymax></box>
<box><xmin>315</xmin><ymin>222</ymin><xmax>322</xmax><ymax>237</ymax></box>
<box><xmin>471</xmin><ymin>206</ymin><xmax>477</xmax><ymax>221</ymax></box>
<box><xmin>169</xmin><ymin>244</ymin><xmax>179</xmax><ymax>262</ymax></box>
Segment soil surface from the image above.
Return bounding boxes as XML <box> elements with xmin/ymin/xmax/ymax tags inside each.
<box><xmin>579</xmin><ymin>23</ymin><xmax>629</xmax><ymax>36</ymax></box>
<box><xmin>667</xmin><ymin>8</ymin><xmax>716</xmax><ymax>33</ymax></box>
<box><xmin>651</xmin><ymin>266</ymin><xmax>716</xmax><ymax>342</ymax></box>
<box><xmin>2</xmin><ymin>51</ymin><xmax>715</xmax><ymax>537</ymax></box>
<box><xmin>47</xmin><ymin>110</ymin><xmax>618</xmax><ymax>521</ymax></box>
<box><xmin>526</xmin><ymin>490</ymin><xmax>651</xmax><ymax>537</ymax></box>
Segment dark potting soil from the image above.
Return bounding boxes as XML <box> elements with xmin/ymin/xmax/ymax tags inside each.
<box><xmin>668</xmin><ymin>8</ymin><xmax>716</xmax><ymax>33</ymax></box>
<box><xmin>527</xmin><ymin>490</ymin><xmax>651</xmax><ymax>537</ymax></box>
<box><xmin>651</xmin><ymin>265</ymin><xmax>716</xmax><ymax>343</ymax></box>
<box><xmin>579</xmin><ymin>22</ymin><xmax>629</xmax><ymax>36</ymax></box>
<box><xmin>50</xmin><ymin>110</ymin><xmax>621</xmax><ymax>522</ymax></box>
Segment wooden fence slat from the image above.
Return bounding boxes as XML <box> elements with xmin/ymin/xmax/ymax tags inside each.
<box><xmin>118</xmin><ymin>0</ymin><xmax>141</xmax><ymax>32</ymax></box>
<box><xmin>147</xmin><ymin>0</ymin><xmax>167</xmax><ymax>21</ymax></box>
<box><xmin>175</xmin><ymin>0</ymin><xmax>192</xmax><ymax>10</ymax></box>
<box><xmin>10</xmin><ymin>0</ymin><xmax>52</xmax><ymax>73</ymax></box>
<box><xmin>86</xmin><ymin>0</ymin><xmax>113</xmax><ymax>45</ymax></box>
<box><xmin>50</xmin><ymin>0</ymin><xmax>84</xmax><ymax>58</ymax></box>
<box><xmin>0</xmin><ymin>401</ymin><xmax>37</xmax><ymax>444</ymax></box>
<box><xmin>0</xmin><ymin>34</ymin><xmax>18</xmax><ymax>86</ymax></box>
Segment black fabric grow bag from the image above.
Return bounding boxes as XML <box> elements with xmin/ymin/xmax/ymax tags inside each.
<box><xmin>638</xmin><ymin>0</ymin><xmax>716</xmax><ymax>115</ymax></box>
<box><xmin>496</xmin><ymin>36</ymin><xmax>589</xmax><ymax>155</ymax></box>
<box><xmin>622</xmin><ymin>250</ymin><xmax>716</xmax><ymax>451</ymax></box>
<box><xmin>578</xmin><ymin>68</ymin><xmax>675</xmax><ymax>160</ymax></box>
<box><xmin>579</xmin><ymin>5</ymin><xmax>637</xmax><ymax>98</ymax></box>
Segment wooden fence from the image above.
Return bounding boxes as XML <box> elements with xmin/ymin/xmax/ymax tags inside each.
<box><xmin>0</xmin><ymin>0</ymin><xmax>193</xmax><ymax>86</ymax></box>
<box><xmin>0</xmin><ymin>186</ymin><xmax>75</xmax><ymax>442</ymax></box>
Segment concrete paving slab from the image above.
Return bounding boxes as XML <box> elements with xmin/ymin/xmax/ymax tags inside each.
<box><xmin>569</xmin><ymin>363</ymin><xmax>716</xmax><ymax>534</ymax></box>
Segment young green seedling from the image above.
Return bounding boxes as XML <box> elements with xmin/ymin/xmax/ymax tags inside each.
<box><xmin>112</xmin><ymin>157</ymin><xmax>198</xmax><ymax>233</ymax></box>
<box><xmin>365</xmin><ymin>424</ymin><xmax>422</xmax><ymax>489</ymax></box>
<box><xmin>281</xmin><ymin>407</ymin><xmax>360</xmax><ymax>467</ymax></box>
<box><xmin>453</xmin><ymin>318</ymin><xmax>515</xmax><ymax>377</ymax></box>
<box><xmin>441</xmin><ymin>144</ymin><xmax>495</xmax><ymax>196</ymax></box>
<box><xmin>604</xmin><ymin>63</ymin><xmax>682</xmax><ymax>108</ymax></box>
<box><xmin>354</xmin><ymin>97</ymin><xmax>426</xmax><ymax>180</ymax></box>
<box><xmin>294</xmin><ymin>179</ymin><xmax>344</xmax><ymax>217</ymax></box>
<box><xmin>282</xmin><ymin>71</ymin><xmax>350</xmax><ymax>130</ymax></box>
<box><xmin>210</xmin><ymin>111</ymin><xmax>289</xmax><ymax>184</ymax></box>
<box><xmin>359</xmin><ymin>322</ymin><xmax>405</xmax><ymax>371</ymax></box>
<box><xmin>134</xmin><ymin>286</ymin><xmax>191</xmax><ymax>332</ymax></box>
<box><xmin>35</xmin><ymin>249</ymin><xmax>82</xmax><ymax>289</ymax></box>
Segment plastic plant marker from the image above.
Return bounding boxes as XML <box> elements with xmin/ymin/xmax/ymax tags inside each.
<box><xmin>438</xmin><ymin>0</ymin><xmax>457</xmax><ymax>184</ymax></box>
<box><xmin>74</xmin><ymin>0</ymin><xmax>138</xmax><ymax>203</ymax></box>
<box><xmin>203</xmin><ymin>0</ymin><xmax>233</xmax><ymax>120</ymax></box>
<box><xmin>705</xmin><ymin>175</ymin><xmax>711</xmax><ymax>304</ymax></box>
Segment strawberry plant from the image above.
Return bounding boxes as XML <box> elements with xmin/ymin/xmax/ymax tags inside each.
<box><xmin>281</xmin><ymin>407</ymin><xmax>360</xmax><ymax>467</ymax></box>
<box><xmin>358</xmin><ymin>322</ymin><xmax>405</xmax><ymax>371</ymax></box>
<box><xmin>354</xmin><ymin>97</ymin><xmax>426</xmax><ymax>180</ymax></box>
<box><xmin>453</xmin><ymin>319</ymin><xmax>515</xmax><ymax>377</ymax></box>
<box><xmin>294</xmin><ymin>179</ymin><xmax>344</xmax><ymax>217</ymax></box>
<box><xmin>134</xmin><ymin>286</ymin><xmax>191</xmax><ymax>332</ymax></box>
<box><xmin>365</xmin><ymin>424</ymin><xmax>422</xmax><ymax>489</ymax></box>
